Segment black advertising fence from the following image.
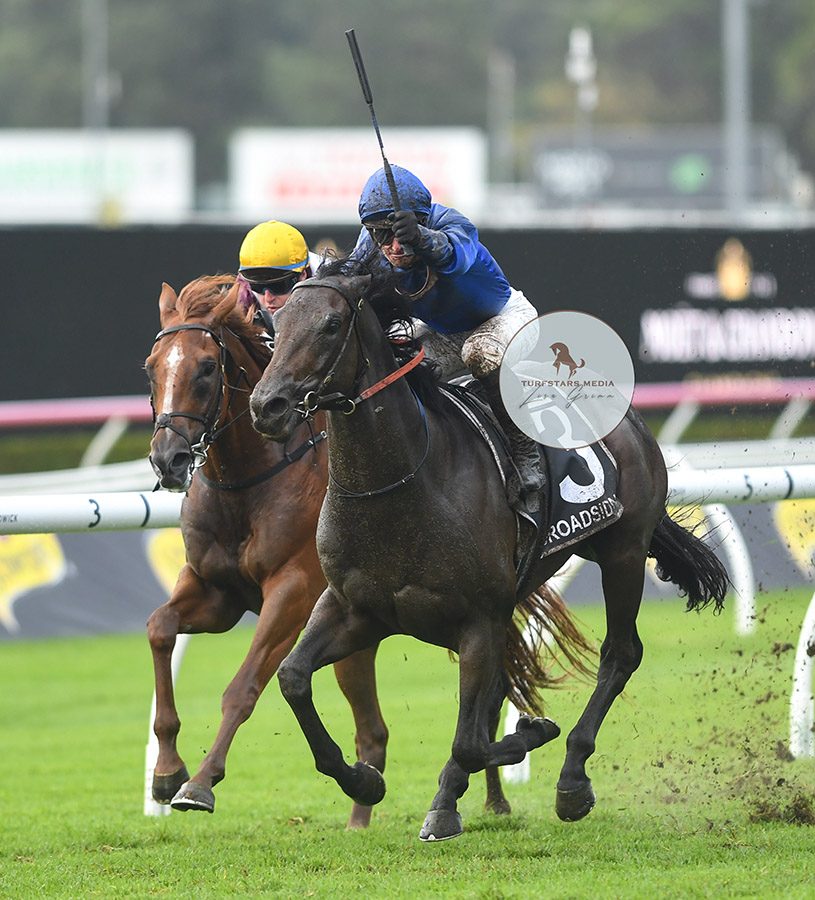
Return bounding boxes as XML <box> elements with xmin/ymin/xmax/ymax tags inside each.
<box><xmin>1</xmin><ymin>225</ymin><xmax>814</xmax><ymax>640</ymax></box>
<box><xmin>1</xmin><ymin>225</ymin><xmax>359</xmax><ymax>403</ymax></box>
<box><xmin>1</xmin><ymin>225</ymin><xmax>813</xmax><ymax>402</ymax></box>
<box><xmin>488</xmin><ymin>228</ymin><xmax>815</xmax><ymax>386</ymax></box>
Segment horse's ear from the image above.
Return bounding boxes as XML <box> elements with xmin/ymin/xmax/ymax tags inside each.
<box><xmin>158</xmin><ymin>282</ymin><xmax>177</xmax><ymax>324</ymax></box>
<box><xmin>346</xmin><ymin>274</ymin><xmax>372</xmax><ymax>300</ymax></box>
<box><xmin>206</xmin><ymin>281</ymin><xmax>240</xmax><ymax>328</ymax></box>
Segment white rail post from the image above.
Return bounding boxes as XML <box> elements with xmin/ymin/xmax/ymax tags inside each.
<box><xmin>657</xmin><ymin>399</ymin><xmax>700</xmax><ymax>445</ymax></box>
<box><xmin>698</xmin><ymin>502</ymin><xmax>756</xmax><ymax>635</ymax></box>
<box><xmin>661</xmin><ymin>448</ymin><xmax>756</xmax><ymax>635</ymax></box>
<box><xmin>768</xmin><ymin>398</ymin><xmax>811</xmax><ymax>441</ymax></box>
<box><xmin>79</xmin><ymin>415</ymin><xmax>130</xmax><ymax>467</ymax></box>
<box><xmin>789</xmin><ymin>589</ymin><xmax>815</xmax><ymax>760</ymax></box>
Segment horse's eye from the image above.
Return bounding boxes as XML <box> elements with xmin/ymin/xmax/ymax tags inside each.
<box><xmin>324</xmin><ymin>317</ymin><xmax>342</xmax><ymax>335</ymax></box>
<box><xmin>201</xmin><ymin>360</ymin><xmax>217</xmax><ymax>377</ymax></box>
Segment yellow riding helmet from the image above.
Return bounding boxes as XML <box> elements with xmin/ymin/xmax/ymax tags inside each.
<box><xmin>239</xmin><ymin>221</ymin><xmax>310</xmax><ymax>272</ymax></box>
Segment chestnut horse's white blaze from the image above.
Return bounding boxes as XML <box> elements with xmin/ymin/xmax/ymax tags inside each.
<box><xmin>158</xmin><ymin>343</ymin><xmax>185</xmax><ymax>416</ymax></box>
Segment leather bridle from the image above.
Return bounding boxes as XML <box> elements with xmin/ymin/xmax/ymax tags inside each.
<box><xmin>283</xmin><ymin>278</ymin><xmax>430</xmax><ymax>498</ymax></box>
<box><xmin>150</xmin><ymin>322</ymin><xmax>250</xmax><ymax>473</ymax></box>
<box><xmin>290</xmin><ymin>278</ymin><xmax>425</xmax><ymax>419</ymax></box>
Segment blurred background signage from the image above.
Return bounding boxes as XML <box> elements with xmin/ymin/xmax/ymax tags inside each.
<box><xmin>229</xmin><ymin>127</ymin><xmax>487</xmax><ymax>223</ymax></box>
<box><xmin>0</xmin><ymin>129</ymin><xmax>193</xmax><ymax>224</ymax></box>
<box><xmin>533</xmin><ymin>126</ymin><xmax>791</xmax><ymax>208</ymax></box>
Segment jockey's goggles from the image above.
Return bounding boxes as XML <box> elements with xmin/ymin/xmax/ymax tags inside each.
<box><xmin>244</xmin><ymin>272</ymin><xmax>301</xmax><ymax>296</ymax></box>
<box><xmin>364</xmin><ymin>223</ymin><xmax>397</xmax><ymax>247</ymax></box>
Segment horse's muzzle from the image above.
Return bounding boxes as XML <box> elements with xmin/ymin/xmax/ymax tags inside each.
<box><xmin>249</xmin><ymin>390</ymin><xmax>295</xmax><ymax>442</ymax></box>
<box><xmin>149</xmin><ymin>451</ymin><xmax>193</xmax><ymax>492</ymax></box>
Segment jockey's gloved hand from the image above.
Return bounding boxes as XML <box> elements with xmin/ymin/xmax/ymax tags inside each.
<box><xmin>391</xmin><ymin>209</ymin><xmax>422</xmax><ymax>248</ymax></box>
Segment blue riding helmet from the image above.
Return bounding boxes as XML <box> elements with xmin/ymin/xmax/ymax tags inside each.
<box><xmin>358</xmin><ymin>166</ymin><xmax>432</xmax><ymax>223</ymax></box>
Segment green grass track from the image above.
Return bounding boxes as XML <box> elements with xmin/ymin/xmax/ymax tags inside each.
<box><xmin>2</xmin><ymin>587</ymin><xmax>814</xmax><ymax>899</ymax></box>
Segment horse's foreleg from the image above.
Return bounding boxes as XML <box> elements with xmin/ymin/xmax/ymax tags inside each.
<box><xmin>333</xmin><ymin>646</ymin><xmax>388</xmax><ymax>829</ymax></box>
<box><xmin>421</xmin><ymin>622</ymin><xmax>559</xmax><ymax>842</ymax></box>
<box><xmin>278</xmin><ymin>588</ymin><xmax>389</xmax><ymax>809</ymax></box>
<box><xmin>147</xmin><ymin>567</ymin><xmax>243</xmax><ymax>805</ymax></box>
<box><xmin>171</xmin><ymin>565</ymin><xmax>317</xmax><ymax>813</ymax></box>
<box><xmin>556</xmin><ymin>552</ymin><xmax>645</xmax><ymax>822</ymax></box>
<box><xmin>147</xmin><ymin>600</ymin><xmax>187</xmax><ymax>805</ymax></box>
<box><xmin>421</xmin><ymin>726</ymin><xmax>511</xmax><ymax>841</ymax></box>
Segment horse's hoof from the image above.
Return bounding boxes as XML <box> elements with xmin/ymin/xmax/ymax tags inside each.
<box><xmin>170</xmin><ymin>781</ymin><xmax>215</xmax><ymax>813</ymax></box>
<box><xmin>556</xmin><ymin>782</ymin><xmax>596</xmax><ymax>821</ymax></box>
<box><xmin>517</xmin><ymin>715</ymin><xmax>561</xmax><ymax>748</ymax></box>
<box><xmin>152</xmin><ymin>765</ymin><xmax>190</xmax><ymax>805</ymax></box>
<box><xmin>419</xmin><ymin>809</ymin><xmax>464</xmax><ymax>842</ymax></box>
<box><xmin>348</xmin><ymin>762</ymin><xmax>386</xmax><ymax>807</ymax></box>
<box><xmin>485</xmin><ymin>798</ymin><xmax>512</xmax><ymax>816</ymax></box>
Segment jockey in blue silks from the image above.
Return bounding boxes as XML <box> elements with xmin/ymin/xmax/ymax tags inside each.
<box><xmin>352</xmin><ymin>164</ymin><xmax>545</xmax><ymax>510</ymax></box>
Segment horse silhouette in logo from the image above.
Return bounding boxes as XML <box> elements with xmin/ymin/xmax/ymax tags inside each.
<box><xmin>550</xmin><ymin>342</ymin><xmax>586</xmax><ymax>379</ymax></box>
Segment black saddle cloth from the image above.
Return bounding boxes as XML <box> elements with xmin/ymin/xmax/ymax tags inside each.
<box><xmin>439</xmin><ymin>381</ymin><xmax>623</xmax><ymax>577</ymax></box>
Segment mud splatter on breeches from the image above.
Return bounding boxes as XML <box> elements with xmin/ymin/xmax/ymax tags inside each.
<box><xmin>412</xmin><ymin>290</ymin><xmax>539</xmax><ymax>378</ymax></box>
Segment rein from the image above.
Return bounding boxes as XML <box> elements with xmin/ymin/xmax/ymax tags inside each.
<box><xmin>196</xmin><ymin>427</ymin><xmax>327</xmax><ymax>491</ymax></box>
<box><xmin>288</xmin><ymin>277</ymin><xmax>430</xmax><ymax>498</ymax></box>
<box><xmin>301</xmin><ymin>345</ymin><xmax>426</xmax><ymax>417</ymax></box>
<box><xmin>328</xmin><ymin>390</ymin><xmax>430</xmax><ymax>498</ymax></box>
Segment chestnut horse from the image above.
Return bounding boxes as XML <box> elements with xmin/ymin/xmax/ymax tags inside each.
<box><xmin>249</xmin><ymin>261</ymin><xmax>729</xmax><ymax>842</ymax></box>
<box><xmin>144</xmin><ymin>275</ymin><xmax>390</xmax><ymax>827</ymax></box>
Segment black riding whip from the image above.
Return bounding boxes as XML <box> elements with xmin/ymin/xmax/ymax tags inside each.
<box><xmin>345</xmin><ymin>28</ymin><xmax>413</xmax><ymax>253</ymax></box>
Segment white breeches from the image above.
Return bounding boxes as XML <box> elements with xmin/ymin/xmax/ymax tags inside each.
<box><xmin>412</xmin><ymin>289</ymin><xmax>539</xmax><ymax>378</ymax></box>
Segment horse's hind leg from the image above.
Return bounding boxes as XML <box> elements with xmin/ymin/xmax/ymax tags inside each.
<box><xmin>147</xmin><ymin>566</ymin><xmax>244</xmax><ymax>805</ymax></box>
<box><xmin>556</xmin><ymin>551</ymin><xmax>645</xmax><ymax>822</ymax></box>
<box><xmin>482</xmin><ymin>668</ymin><xmax>512</xmax><ymax>815</ymax></box>
<box><xmin>333</xmin><ymin>646</ymin><xmax>389</xmax><ymax>829</ymax></box>
<box><xmin>277</xmin><ymin>587</ymin><xmax>390</xmax><ymax>809</ymax></box>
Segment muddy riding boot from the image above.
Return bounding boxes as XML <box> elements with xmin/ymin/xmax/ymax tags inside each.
<box><xmin>477</xmin><ymin>370</ymin><xmax>546</xmax><ymax>515</ymax></box>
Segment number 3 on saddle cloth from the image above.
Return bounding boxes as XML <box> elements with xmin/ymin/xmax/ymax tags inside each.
<box><xmin>440</xmin><ymin>382</ymin><xmax>623</xmax><ymax>577</ymax></box>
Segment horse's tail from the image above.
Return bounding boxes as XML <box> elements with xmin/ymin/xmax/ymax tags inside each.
<box><xmin>505</xmin><ymin>583</ymin><xmax>596</xmax><ymax>717</ymax></box>
<box><xmin>648</xmin><ymin>509</ymin><xmax>730</xmax><ymax>612</ymax></box>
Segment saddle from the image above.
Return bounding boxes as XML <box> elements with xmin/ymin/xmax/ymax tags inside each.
<box><xmin>439</xmin><ymin>380</ymin><xmax>623</xmax><ymax>590</ymax></box>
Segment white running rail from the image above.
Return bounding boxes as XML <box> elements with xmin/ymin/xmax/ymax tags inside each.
<box><xmin>0</xmin><ymin>464</ymin><xmax>812</xmax><ymax>804</ymax></box>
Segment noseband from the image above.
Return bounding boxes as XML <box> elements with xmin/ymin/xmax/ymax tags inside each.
<box><xmin>151</xmin><ymin>323</ymin><xmax>249</xmax><ymax>470</ymax></box>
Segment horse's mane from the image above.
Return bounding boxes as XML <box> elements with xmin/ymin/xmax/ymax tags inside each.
<box><xmin>176</xmin><ymin>274</ymin><xmax>271</xmax><ymax>372</ymax></box>
<box><xmin>316</xmin><ymin>256</ymin><xmax>443</xmax><ymax>406</ymax></box>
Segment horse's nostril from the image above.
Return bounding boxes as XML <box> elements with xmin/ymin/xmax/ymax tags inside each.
<box><xmin>264</xmin><ymin>396</ymin><xmax>289</xmax><ymax>420</ymax></box>
<box><xmin>171</xmin><ymin>451</ymin><xmax>192</xmax><ymax>473</ymax></box>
